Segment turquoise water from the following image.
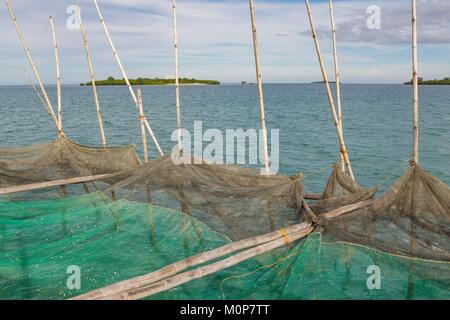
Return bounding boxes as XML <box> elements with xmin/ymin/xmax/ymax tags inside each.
<box><xmin>1</xmin><ymin>84</ymin><xmax>450</xmax><ymax>193</ymax></box>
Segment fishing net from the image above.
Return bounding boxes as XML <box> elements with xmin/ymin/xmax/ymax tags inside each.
<box><xmin>0</xmin><ymin>192</ymin><xmax>447</xmax><ymax>300</ymax></box>
<box><xmin>0</xmin><ymin>136</ymin><xmax>140</xmax><ymax>187</ymax></box>
<box><xmin>0</xmin><ymin>193</ymin><xmax>230</xmax><ymax>299</ymax></box>
<box><xmin>322</xmin><ymin>164</ymin><xmax>450</xmax><ymax>261</ymax></box>
<box><xmin>106</xmin><ymin>153</ymin><xmax>370</xmax><ymax>241</ymax></box>
<box><xmin>310</xmin><ymin>163</ymin><xmax>377</xmax><ymax>214</ymax></box>
<box><xmin>149</xmin><ymin>233</ymin><xmax>450</xmax><ymax>300</ymax></box>
<box><xmin>0</xmin><ymin>148</ymin><xmax>449</xmax><ymax>300</ymax></box>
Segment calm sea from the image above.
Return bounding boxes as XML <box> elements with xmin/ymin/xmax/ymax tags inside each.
<box><xmin>1</xmin><ymin>83</ymin><xmax>449</xmax><ymax>193</ymax></box>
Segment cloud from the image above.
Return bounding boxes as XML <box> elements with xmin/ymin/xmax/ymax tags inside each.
<box><xmin>0</xmin><ymin>0</ymin><xmax>450</xmax><ymax>84</ymax></box>
<box><xmin>301</xmin><ymin>0</ymin><xmax>450</xmax><ymax>45</ymax></box>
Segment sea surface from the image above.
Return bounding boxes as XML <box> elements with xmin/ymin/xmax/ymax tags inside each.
<box><xmin>1</xmin><ymin>83</ymin><xmax>449</xmax><ymax>193</ymax></box>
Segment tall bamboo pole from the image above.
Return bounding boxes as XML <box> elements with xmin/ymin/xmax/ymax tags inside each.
<box><xmin>76</xmin><ymin>5</ymin><xmax>107</xmax><ymax>146</ymax></box>
<box><xmin>328</xmin><ymin>0</ymin><xmax>345</xmax><ymax>172</ymax></box>
<box><xmin>172</xmin><ymin>0</ymin><xmax>182</xmax><ymax>152</ymax></box>
<box><xmin>5</xmin><ymin>0</ymin><xmax>63</xmax><ymax>136</ymax></box>
<box><xmin>137</xmin><ymin>89</ymin><xmax>149</xmax><ymax>162</ymax></box>
<box><xmin>92</xmin><ymin>0</ymin><xmax>164</xmax><ymax>156</ymax></box>
<box><xmin>249</xmin><ymin>0</ymin><xmax>270</xmax><ymax>174</ymax></box>
<box><xmin>304</xmin><ymin>0</ymin><xmax>355</xmax><ymax>180</ymax></box>
<box><xmin>411</xmin><ymin>0</ymin><xmax>419</xmax><ymax>164</ymax></box>
<box><xmin>49</xmin><ymin>16</ymin><xmax>62</xmax><ymax>131</ymax></box>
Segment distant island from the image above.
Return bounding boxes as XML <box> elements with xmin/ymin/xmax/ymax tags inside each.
<box><xmin>404</xmin><ymin>77</ymin><xmax>450</xmax><ymax>85</ymax></box>
<box><xmin>80</xmin><ymin>76</ymin><xmax>220</xmax><ymax>86</ymax></box>
<box><xmin>311</xmin><ymin>81</ymin><xmax>336</xmax><ymax>84</ymax></box>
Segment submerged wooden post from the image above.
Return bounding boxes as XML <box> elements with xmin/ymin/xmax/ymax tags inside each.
<box><xmin>77</xmin><ymin>6</ymin><xmax>107</xmax><ymax>147</ymax></box>
<box><xmin>92</xmin><ymin>0</ymin><xmax>164</xmax><ymax>156</ymax></box>
<box><xmin>137</xmin><ymin>89</ymin><xmax>149</xmax><ymax>162</ymax></box>
<box><xmin>249</xmin><ymin>0</ymin><xmax>270</xmax><ymax>175</ymax></box>
<box><xmin>412</xmin><ymin>0</ymin><xmax>419</xmax><ymax>164</ymax></box>
<box><xmin>172</xmin><ymin>0</ymin><xmax>182</xmax><ymax>152</ymax></box>
<box><xmin>305</xmin><ymin>0</ymin><xmax>355</xmax><ymax>180</ymax></box>
<box><xmin>5</xmin><ymin>0</ymin><xmax>63</xmax><ymax>136</ymax></box>
<box><xmin>328</xmin><ymin>0</ymin><xmax>345</xmax><ymax>172</ymax></box>
<box><xmin>49</xmin><ymin>16</ymin><xmax>62</xmax><ymax>131</ymax></box>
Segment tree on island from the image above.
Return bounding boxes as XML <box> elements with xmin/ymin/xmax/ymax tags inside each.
<box><xmin>404</xmin><ymin>77</ymin><xmax>450</xmax><ymax>85</ymax></box>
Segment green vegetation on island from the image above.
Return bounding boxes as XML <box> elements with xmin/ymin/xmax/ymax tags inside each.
<box><xmin>404</xmin><ymin>77</ymin><xmax>450</xmax><ymax>85</ymax></box>
<box><xmin>80</xmin><ymin>76</ymin><xmax>220</xmax><ymax>86</ymax></box>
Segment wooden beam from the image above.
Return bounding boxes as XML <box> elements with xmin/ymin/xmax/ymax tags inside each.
<box><xmin>305</xmin><ymin>0</ymin><xmax>355</xmax><ymax>180</ymax></box>
<box><xmin>304</xmin><ymin>193</ymin><xmax>322</xmax><ymax>200</ymax></box>
<box><xmin>249</xmin><ymin>0</ymin><xmax>270</xmax><ymax>175</ymax></box>
<box><xmin>328</xmin><ymin>0</ymin><xmax>346</xmax><ymax>172</ymax></box>
<box><xmin>77</xmin><ymin>5</ymin><xmax>107</xmax><ymax>147</ymax></box>
<box><xmin>411</xmin><ymin>0</ymin><xmax>419</xmax><ymax>164</ymax></box>
<box><xmin>172</xmin><ymin>0</ymin><xmax>182</xmax><ymax>151</ymax></box>
<box><xmin>92</xmin><ymin>0</ymin><xmax>164</xmax><ymax>156</ymax></box>
<box><xmin>0</xmin><ymin>174</ymin><xmax>112</xmax><ymax>195</ymax></box>
<box><xmin>5</xmin><ymin>0</ymin><xmax>63</xmax><ymax>136</ymax></box>
<box><xmin>137</xmin><ymin>89</ymin><xmax>148</xmax><ymax>162</ymax></box>
<box><xmin>49</xmin><ymin>16</ymin><xmax>63</xmax><ymax>131</ymax></box>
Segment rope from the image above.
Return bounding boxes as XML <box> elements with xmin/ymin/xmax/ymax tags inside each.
<box><xmin>280</xmin><ymin>229</ymin><xmax>290</xmax><ymax>244</ymax></box>
<box><xmin>374</xmin><ymin>160</ymin><xmax>410</xmax><ymax>189</ymax></box>
<box><xmin>219</xmin><ymin>248</ymin><xmax>302</xmax><ymax>300</ymax></box>
<box><xmin>303</xmin><ymin>163</ymin><xmax>334</xmax><ymax>179</ymax></box>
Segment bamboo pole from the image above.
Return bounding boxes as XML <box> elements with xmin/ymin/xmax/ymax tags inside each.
<box><xmin>106</xmin><ymin>227</ymin><xmax>315</xmax><ymax>300</ymax></box>
<box><xmin>5</xmin><ymin>0</ymin><xmax>63</xmax><ymax>136</ymax></box>
<box><xmin>72</xmin><ymin>198</ymin><xmax>373</xmax><ymax>300</ymax></box>
<box><xmin>137</xmin><ymin>89</ymin><xmax>148</xmax><ymax>162</ymax></box>
<box><xmin>304</xmin><ymin>0</ymin><xmax>355</xmax><ymax>180</ymax></box>
<box><xmin>76</xmin><ymin>5</ymin><xmax>107</xmax><ymax>147</ymax></box>
<box><xmin>0</xmin><ymin>174</ymin><xmax>112</xmax><ymax>196</ymax></box>
<box><xmin>411</xmin><ymin>0</ymin><xmax>419</xmax><ymax>164</ymax></box>
<box><xmin>249</xmin><ymin>0</ymin><xmax>270</xmax><ymax>175</ymax></box>
<box><xmin>49</xmin><ymin>16</ymin><xmax>62</xmax><ymax>131</ymax></box>
<box><xmin>328</xmin><ymin>0</ymin><xmax>345</xmax><ymax>172</ymax></box>
<box><xmin>92</xmin><ymin>0</ymin><xmax>163</xmax><ymax>156</ymax></box>
<box><xmin>172</xmin><ymin>0</ymin><xmax>182</xmax><ymax>152</ymax></box>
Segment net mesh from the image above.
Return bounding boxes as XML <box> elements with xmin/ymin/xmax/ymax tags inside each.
<box><xmin>310</xmin><ymin>163</ymin><xmax>377</xmax><ymax>214</ymax></box>
<box><xmin>322</xmin><ymin>164</ymin><xmax>450</xmax><ymax>261</ymax></box>
<box><xmin>107</xmin><ymin>154</ymin><xmax>369</xmax><ymax>241</ymax></box>
<box><xmin>0</xmin><ymin>136</ymin><xmax>140</xmax><ymax>187</ymax></box>
<box><xmin>0</xmin><ymin>147</ymin><xmax>449</xmax><ymax>299</ymax></box>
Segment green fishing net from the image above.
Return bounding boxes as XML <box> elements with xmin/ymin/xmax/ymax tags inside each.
<box><xmin>0</xmin><ymin>192</ymin><xmax>448</xmax><ymax>300</ymax></box>
<box><xmin>149</xmin><ymin>233</ymin><xmax>449</xmax><ymax>300</ymax></box>
<box><xmin>0</xmin><ymin>193</ymin><xmax>229</xmax><ymax>300</ymax></box>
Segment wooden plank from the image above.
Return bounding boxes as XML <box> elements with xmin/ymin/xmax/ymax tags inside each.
<box><xmin>0</xmin><ymin>174</ymin><xmax>112</xmax><ymax>195</ymax></box>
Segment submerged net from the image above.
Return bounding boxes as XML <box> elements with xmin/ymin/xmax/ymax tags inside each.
<box><xmin>0</xmin><ymin>136</ymin><xmax>140</xmax><ymax>187</ymax></box>
<box><xmin>0</xmin><ymin>193</ymin><xmax>448</xmax><ymax>300</ymax></box>
<box><xmin>0</xmin><ymin>193</ymin><xmax>229</xmax><ymax>299</ymax></box>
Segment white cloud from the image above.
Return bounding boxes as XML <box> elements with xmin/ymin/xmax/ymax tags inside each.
<box><xmin>0</xmin><ymin>0</ymin><xmax>450</xmax><ymax>84</ymax></box>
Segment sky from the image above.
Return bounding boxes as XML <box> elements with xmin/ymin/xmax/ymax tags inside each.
<box><xmin>1</xmin><ymin>0</ymin><xmax>450</xmax><ymax>84</ymax></box>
